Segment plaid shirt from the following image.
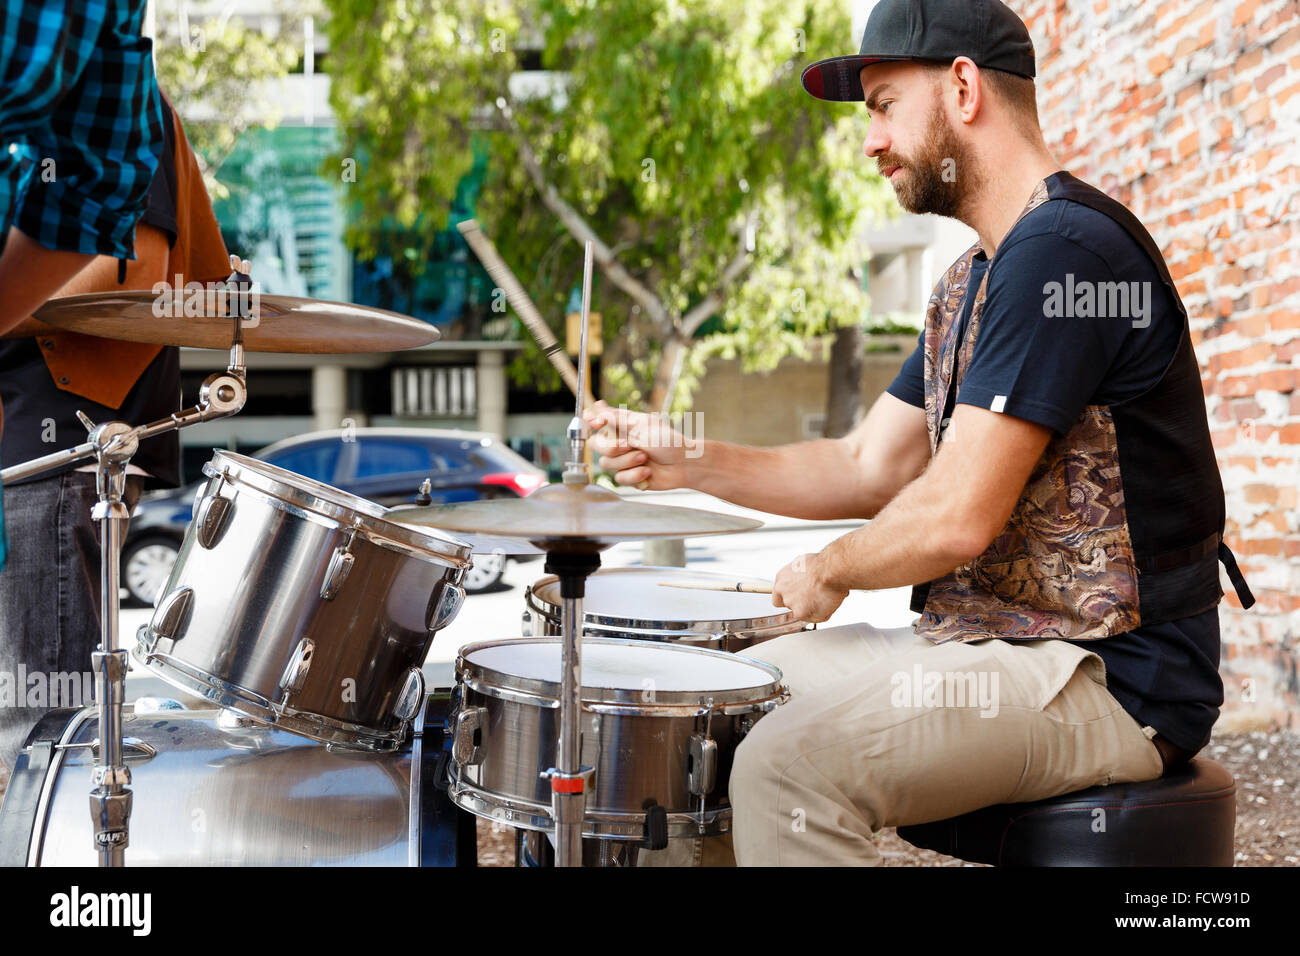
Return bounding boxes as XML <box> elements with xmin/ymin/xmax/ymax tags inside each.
<box><xmin>0</xmin><ymin>0</ymin><xmax>163</xmax><ymax>260</ymax></box>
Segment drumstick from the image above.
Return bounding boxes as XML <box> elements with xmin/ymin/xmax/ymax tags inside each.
<box><xmin>657</xmin><ymin>580</ymin><xmax>773</xmax><ymax>594</ymax></box>
<box><xmin>458</xmin><ymin>218</ymin><xmax>653</xmax><ymax>490</ymax></box>
<box><xmin>456</xmin><ymin>219</ymin><xmax>592</xmax><ymax>407</ymax></box>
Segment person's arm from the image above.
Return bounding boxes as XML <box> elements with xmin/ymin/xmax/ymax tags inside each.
<box><xmin>584</xmin><ymin>390</ymin><xmax>931</xmax><ymax>520</ymax></box>
<box><xmin>0</xmin><ymin>223</ymin><xmax>170</xmax><ymax>339</ymax></box>
<box><xmin>771</xmin><ymin>403</ymin><xmax>1053</xmax><ymax>621</ymax></box>
<box><xmin>0</xmin><ymin>229</ymin><xmax>95</xmax><ymax>334</ymax></box>
<box><xmin>1</xmin><ymin>0</ymin><xmax>163</xmax><ymax>331</ymax></box>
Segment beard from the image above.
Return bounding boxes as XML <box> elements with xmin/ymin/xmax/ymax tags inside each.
<box><xmin>878</xmin><ymin>102</ymin><xmax>976</xmax><ymax>219</ymax></box>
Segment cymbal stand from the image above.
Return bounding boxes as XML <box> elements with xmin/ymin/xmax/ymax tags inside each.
<box><xmin>0</xmin><ymin>272</ymin><xmax>252</xmax><ymax>865</ymax></box>
<box><xmin>540</xmin><ymin>241</ymin><xmax>597</xmax><ymax>867</ymax></box>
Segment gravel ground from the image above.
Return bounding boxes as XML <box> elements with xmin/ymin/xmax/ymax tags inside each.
<box><xmin>472</xmin><ymin>728</ymin><xmax>1300</xmax><ymax>867</ymax></box>
<box><xmin>3</xmin><ymin>728</ymin><xmax>1293</xmax><ymax>866</ymax></box>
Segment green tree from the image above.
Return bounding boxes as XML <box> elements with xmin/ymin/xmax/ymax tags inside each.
<box><xmin>153</xmin><ymin>1</ymin><xmax>312</xmax><ymax>198</ymax></box>
<box><xmin>325</xmin><ymin>0</ymin><xmax>891</xmax><ymax>413</ymax></box>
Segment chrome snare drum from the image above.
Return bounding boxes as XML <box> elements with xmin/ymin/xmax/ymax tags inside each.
<box><xmin>133</xmin><ymin>451</ymin><xmax>473</xmax><ymax>751</ymax></box>
<box><xmin>447</xmin><ymin>638</ymin><xmax>788</xmax><ymax>841</ymax></box>
<box><xmin>524</xmin><ymin>566</ymin><xmax>810</xmax><ymax>652</ymax></box>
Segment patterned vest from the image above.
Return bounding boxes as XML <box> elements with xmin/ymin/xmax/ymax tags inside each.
<box><xmin>912</xmin><ymin>172</ymin><xmax>1253</xmax><ymax>644</ymax></box>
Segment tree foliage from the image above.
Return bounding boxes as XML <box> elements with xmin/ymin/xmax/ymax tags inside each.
<box><xmin>325</xmin><ymin>0</ymin><xmax>891</xmax><ymax>412</ymax></box>
<box><xmin>153</xmin><ymin>1</ymin><xmax>311</xmax><ymax>198</ymax></box>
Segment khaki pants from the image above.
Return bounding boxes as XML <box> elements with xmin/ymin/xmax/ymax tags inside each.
<box><xmin>644</xmin><ymin>621</ymin><xmax>1165</xmax><ymax>867</ymax></box>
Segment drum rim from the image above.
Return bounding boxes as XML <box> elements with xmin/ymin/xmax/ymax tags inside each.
<box><xmin>446</xmin><ymin>775</ymin><xmax>732</xmax><ymax>840</ymax></box>
<box><xmin>455</xmin><ymin>636</ymin><xmax>784</xmax><ymax>708</ymax></box>
<box><xmin>131</xmin><ymin>638</ymin><xmax>409</xmax><ymax>752</ymax></box>
<box><xmin>204</xmin><ymin>450</ymin><xmax>474</xmax><ymax>566</ymax></box>
<box><xmin>526</xmin><ymin>567</ymin><xmax>801</xmax><ymax>633</ymax></box>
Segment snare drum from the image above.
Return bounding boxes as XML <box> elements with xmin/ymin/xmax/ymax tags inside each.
<box><xmin>447</xmin><ymin>638</ymin><xmax>789</xmax><ymax>841</ymax></box>
<box><xmin>133</xmin><ymin>451</ymin><xmax>473</xmax><ymax>752</ymax></box>
<box><xmin>524</xmin><ymin>566</ymin><xmax>809</xmax><ymax>652</ymax></box>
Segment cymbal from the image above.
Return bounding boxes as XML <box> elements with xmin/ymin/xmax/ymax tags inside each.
<box><xmin>33</xmin><ymin>291</ymin><xmax>438</xmax><ymax>353</ymax></box>
<box><xmin>391</xmin><ymin>481</ymin><xmax>763</xmax><ymax>553</ymax></box>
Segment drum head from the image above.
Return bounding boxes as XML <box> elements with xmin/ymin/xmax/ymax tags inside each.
<box><xmin>530</xmin><ymin>566</ymin><xmax>793</xmax><ymax>631</ymax></box>
<box><xmin>459</xmin><ymin>637</ymin><xmax>783</xmax><ymax>706</ymax></box>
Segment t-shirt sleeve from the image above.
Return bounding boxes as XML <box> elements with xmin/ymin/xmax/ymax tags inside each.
<box><xmin>955</xmin><ymin>233</ymin><xmax>1147</xmax><ymax>436</ymax></box>
<box><xmin>137</xmin><ymin>102</ymin><xmax>179</xmax><ymax>249</ymax></box>
<box><xmin>884</xmin><ymin>329</ymin><xmax>926</xmax><ymax>409</ymax></box>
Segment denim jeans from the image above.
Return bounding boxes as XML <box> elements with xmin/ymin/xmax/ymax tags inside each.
<box><xmin>0</xmin><ymin>471</ymin><xmax>143</xmax><ymax>770</ymax></box>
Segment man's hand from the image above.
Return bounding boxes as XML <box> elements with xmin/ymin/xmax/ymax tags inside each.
<box><xmin>772</xmin><ymin>552</ymin><xmax>849</xmax><ymax>624</ymax></box>
<box><xmin>584</xmin><ymin>399</ymin><xmax>692</xmax><ymax>490</ymax></box>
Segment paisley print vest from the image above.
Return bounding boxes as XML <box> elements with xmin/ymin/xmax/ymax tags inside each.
<box><xmin>912</xmin><ymin>172</ymin><xmax>1254</xmax><ymax>643</ymax></box>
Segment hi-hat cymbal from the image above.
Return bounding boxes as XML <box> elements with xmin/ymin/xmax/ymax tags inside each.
<box><xmin>392</xmin><ymin>481</ymin><xmax>762</xmax><ymax>553</ymax></box>
<box><xmin>33</xmin><ymin>291</ymin><xmax>438</xmax><ymax>353</ymax></box>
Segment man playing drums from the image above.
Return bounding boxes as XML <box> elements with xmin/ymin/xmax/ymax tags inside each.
<box><xmin>586</xmin><ymin>0</ymin><xmax>1253</xmax><ymax>866</ymax></box>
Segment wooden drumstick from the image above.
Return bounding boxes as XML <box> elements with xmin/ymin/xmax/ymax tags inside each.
<box><xmin>657</xmin><ymin>580</ymin><xmax>773</xmax><ymax>594</ymax></box>
<box><xmin>456</xmin><ymin>219</ymin><xmax>592</xmax><ymax>408</ymax></box>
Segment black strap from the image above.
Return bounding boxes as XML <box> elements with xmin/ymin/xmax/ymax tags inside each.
<box><xmin>1135</xmin><ymin>532</ymin><xmax>1221</xmax><ymax>574</ymax></box>
<box><xmin>117</xmin><ymin>257</ymin><xmax>127</xmax><ymax>284</ymax></box>
<box><xmin>1217</xmin><ymin>541</ymin><xmax>1255</xmax><ymax>609</ymax></box>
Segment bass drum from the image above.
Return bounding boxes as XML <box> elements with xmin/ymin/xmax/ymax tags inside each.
<box><xmin>0</xmin><ymin>695</ymin><xmax>475</xmax><ymax>867</ymax></box>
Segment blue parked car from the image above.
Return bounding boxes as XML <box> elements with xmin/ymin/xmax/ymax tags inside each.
<box><xmin>123</xmin><ymin>427</ymin><xmax>547</xmax><ymax>606</ymax></box>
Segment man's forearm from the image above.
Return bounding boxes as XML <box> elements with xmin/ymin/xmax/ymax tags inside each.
<box><xmin>0</xmin><ymin>229</ymin><xmax>93</xmax><ymax>334</ymax></box>
<box><xmin>816</xmin><ymin>465</ymin><xmax>979</xmax><ymax>592</ymax></box>
<box><xmin>684</xmin><ymin>437</ymin><xmax>889</xmax><ymax>520</ymax></box>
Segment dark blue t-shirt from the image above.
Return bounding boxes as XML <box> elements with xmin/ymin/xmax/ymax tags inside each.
<box><xmin>887</xmin><ymin>198</ymin><xmax>1223</xmax><ymax>753</ymax></box>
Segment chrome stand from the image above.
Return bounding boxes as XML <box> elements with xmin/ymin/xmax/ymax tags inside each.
<box><xmin>540</xmin><ymin>241</ymin><xmax>596</xmax><ymax>868</ymax></box>
<box><xmin>0</xmin><ymin>281</ymin><xmax>251</xmax><ymax>865</ymax></box>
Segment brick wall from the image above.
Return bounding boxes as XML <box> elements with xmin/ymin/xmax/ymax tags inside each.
<box><xmin>1018</xmin><ymin>0</ymin><xmax>1300</xmax><ymax>727</ymax></box>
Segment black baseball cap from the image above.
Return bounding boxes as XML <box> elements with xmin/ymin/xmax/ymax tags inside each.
<box><xmin>801</xmin><ymin>0</ymin><xmax>1036</xmax><ymax>102</ymax></box>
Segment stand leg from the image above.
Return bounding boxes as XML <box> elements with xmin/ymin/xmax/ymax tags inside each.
<box><xmin>89</xmin><ymin>458</ymin><xmax>133</xmax><ymax>865</ymax></box>
<box><xmin>542</xmin><ymin>551</ymin><xmax>600</xmax><ymax>867</ymax></box>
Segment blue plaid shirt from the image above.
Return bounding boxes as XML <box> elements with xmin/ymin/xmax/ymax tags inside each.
<box><xmin>1</xmin><ymin>0</ymin><xmax>163</xmax><ymax>260</ymax></box>
<box><xmin>0</xmin><ymin>1</ymin><xmax>163</xmax><ymax>571</ymax></box>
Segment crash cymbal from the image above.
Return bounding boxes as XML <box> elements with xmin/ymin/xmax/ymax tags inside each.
<box><xmin>32</xmin><ymin>291</ymin><xmax>438</xmax><ymax>353</ymax></box>
<box><xmin>392</xmin><ymin>481</ymin><xmax>763</xmax><ymax>553</ymax></box>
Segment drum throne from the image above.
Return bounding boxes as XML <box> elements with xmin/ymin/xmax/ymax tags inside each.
<box><xmin>896</xmin><ymin>757</ymin><xmax>1237</xmax><ymax>866</ymax></box>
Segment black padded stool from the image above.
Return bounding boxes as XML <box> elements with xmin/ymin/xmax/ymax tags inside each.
<box><xmin>897</xmin><ymin>757</ymin><xmax>1236</xmax><ymax>866</ymax></box>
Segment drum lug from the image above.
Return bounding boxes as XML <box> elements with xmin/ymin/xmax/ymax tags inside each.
<box><xmin>452</xmin><ymin>705</ymin><xmax>487</xmax><ymax>766</ymax></box>
<box><xmin>686</xmin><ymin>733</ymin><xmax>718</xmax><ymax>796</ymax></box>
<box><xmin>394</xmin><ymin>667</ymin><xmax>425</xmax><ymax>723</ymax></box>
<box><xmin>147</xmin><ymin>586</ymin><xmax>194</xmax><ymax>646</ymax></box>
<box><xmin>428</xmin><ymin>581</ymin><xmax>465</xmax><ymax>632</ymax></box>
<box><xmin>278</xmin><ymin>638</ymin><xmax>315</xmax><ymax>695</ymax></box>
<box><xmin>195</xmin><ymin>473</ymin><xmax>234</xmax><ymax>549</ymax></box>
<box><xmin>320</xmin><ymin>533</ymin><xmax>357</xmax><ymax>600</ymax></box>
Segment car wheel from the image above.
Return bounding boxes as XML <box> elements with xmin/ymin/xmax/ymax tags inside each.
<box><xmin>122</xmin><ymin>535</ymin><xmax>181</xmax><ymax>608</ymax></box>
<box><xmin>462</xmin><ymin>552</ymin><xmax>508</xmax><ymax>593</ymax></box>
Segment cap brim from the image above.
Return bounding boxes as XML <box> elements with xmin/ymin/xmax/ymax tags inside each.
<box><xmin>801</xmin><ymin>54</ymin><xmax>915</xmax><ymax>102</ymax></box>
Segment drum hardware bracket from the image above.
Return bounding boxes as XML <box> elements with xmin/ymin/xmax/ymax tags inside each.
<box><xmin>147</xmin><ymin>586</ymin><xmax>194</xmax><ymax>647</ymax></box>
<box><xmin>638</xmin><ymin>803</ymin><xmax>669</xmax><ymax>851</ymax></box>
<box><xmin>687</xmin><ymin>697</ymin><xmax>718</xmax><ymax>801</ymax></box>
<box><xmin>59</xmin><ymin>737</ymin><xmax>157</xmax><ymax>761</ymax></box>
<box><xmin>394</xmin><ymin>668</ymin><xmax>426</xmax><ymax>723</ymax></box>
<box><xmin>427</xmin><ymin>580</ymin><xmax>466</xmax><ymax>632</ymax></box>
<box><xmin>320</xmin><ymin>529</ymin><xmax>358</xmax><ymax>600</ymax></box>
<box><xmin>452</xmin><ymin>706</ymin><xmax>488</xmax><ymax>766</ymax></box>
<box><xmin>278</xmin><ymin>638</ymin><xmax>316</xmax><ymax>696</ymax></box>
<box><xmin>195</xmin><ymin>471</ymin><xmax>235</xmax><ymax>549</ymax></box>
